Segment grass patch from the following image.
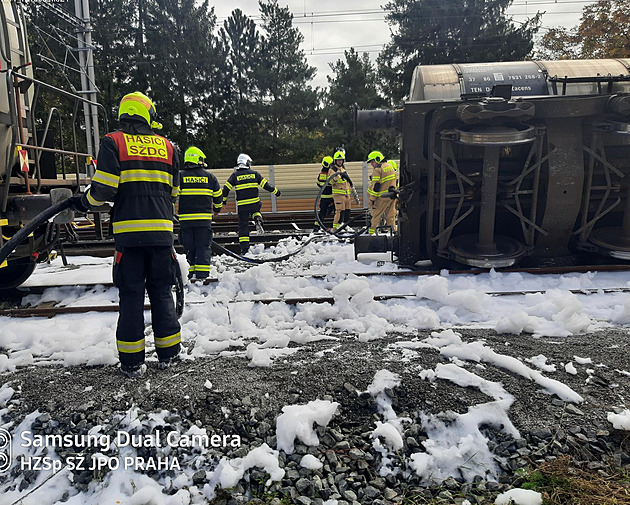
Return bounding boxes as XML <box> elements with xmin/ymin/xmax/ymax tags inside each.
<box><xmin>521</xmin><ymin>456</ymin><xmax>630</xmax><ymax>505</ymax></box>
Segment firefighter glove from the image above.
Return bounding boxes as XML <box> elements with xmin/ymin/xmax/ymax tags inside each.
<box><xmin>69</xmin><ymin>195</ymin><xmax>88</xmax><ymax>213</ymax></box>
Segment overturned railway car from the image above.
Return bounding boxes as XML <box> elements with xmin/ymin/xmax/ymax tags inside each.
<box><xmin>357</xmin><ymin>59</ymin><xmax>630</xmax><ymax>268</ymax></box>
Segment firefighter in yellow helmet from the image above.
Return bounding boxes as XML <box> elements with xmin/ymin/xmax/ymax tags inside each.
<box><xmin>328</xmin><ymin>150</ymin><xmax>354</xmax><ymax>231</ymax></box>
<box><xmin>315</xmin><ymin>155</ymin><xmax>335</xmax><ymax>230</ymax></box>
<box><xmin>367</xmin><ymin>150</ymin><xmax>398</xmax><ymax>234</ymax></box>
<box><xmin>178</xmin><ymin>146</ymin><xmax>222</xmax><ymax>281</ymax></box>
<box><xmin>69</xmin><ymin>92</ymin><xmax>181</xmax><ymax>378</ymax></box>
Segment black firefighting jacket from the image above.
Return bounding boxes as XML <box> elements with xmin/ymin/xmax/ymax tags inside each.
<box><xmin>178</xmin><ymin>163</ymin><xmax>222</xmax><ymax>228</ymax></box>
<box><xmin>317</xmin><ymin>168</ymin><xmax>333</xmax><ymax>198</ymax></box>
<box><xmin>81</xmin><ymin>121</ymin><xmax>180</xmax><ymax>247</ymax></box>
<box><xmin>222</xmin><ymin>167</ymin><xmax>278</xmax><ymax>207</ymax></box>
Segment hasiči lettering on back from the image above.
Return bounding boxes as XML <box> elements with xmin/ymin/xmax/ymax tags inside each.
<box><xmin>122</xmin><ymin>134</ymin><xmax>168</xmax><ymax>159</ymax></box>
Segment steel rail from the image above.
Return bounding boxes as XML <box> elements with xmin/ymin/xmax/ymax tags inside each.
<box><xmin>8</xmin><ymin>262</ymin><xmax>630</xmax><ymax>295</ymax></box>
<box><xmin>4</xmin><ymin>286</ymin><xmax>630</xmax><ymax>318</ymax></box>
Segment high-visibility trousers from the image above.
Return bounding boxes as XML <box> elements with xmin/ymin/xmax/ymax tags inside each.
<box><xmin>369</xmin><ymin>197</ymin><xmax>397</xmax><ymax>234</ymax></box>
<box><xmin>237</xmin><ymin>202</ymin><xmax>262</xmax><ymax>254</ymax></box>
<box><xmin>332</xmin><ymin>194</ymin><xmax>351</xmax><ymax>228</ymax></box>
<box><xmin>179</xmin><ymin>226</ymin><xmax>212</xmax><ymax>279</ymax></box>
<box><xmin>113</xmin><ymin>246</ymin><xmax>181</xmax><ymax>366</ymax></box>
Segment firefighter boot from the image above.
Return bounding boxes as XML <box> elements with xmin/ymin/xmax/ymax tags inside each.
<box><xmin>254</xmin><ymin>213</ymin><xmax>265</xmax><ymax>235</ymax></box>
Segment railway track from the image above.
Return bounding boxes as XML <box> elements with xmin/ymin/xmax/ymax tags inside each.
<box><xmin>4</xmin><ymin>278</ymin><xmax>630</xmax><ymax>318</ymax></box>
<box><xmin>56</xmin><ymin>210</ymin><xmax>367</xmax><ymax>256</ymax></box>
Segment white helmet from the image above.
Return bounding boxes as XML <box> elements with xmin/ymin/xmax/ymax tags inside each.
<box><xmin>236</xmin><ymin>153</ymin><xmax>252</xmax><ymax>169</ymax></box>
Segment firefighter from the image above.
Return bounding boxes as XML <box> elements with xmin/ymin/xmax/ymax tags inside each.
<box><xmin>222</xmin><ymin>153</ymin><xmax>281</xmax><ymax>254</ymax></box>
<box><xmin>178</xmin><ymin>146</ymin><xmax>222</xmax><ymax>281</ymax></box>
<box><xmin>315</xmin><ymin>155</ymin><xmax>335</xmax><ymax>230</ymax></box>
<box><xmin>69</xmin><ymin>92</ymin><xmax>181</xmax><ymax>378</ymax></box>
<box><xmin>328</xmin><ymin>150</ymin><xmax>354</xmax><ymax>231</ymax></box>
<box><xmin>367</xmin><ymin>150</ymin><xmax>399</xmax><ymax>234</ymax></box>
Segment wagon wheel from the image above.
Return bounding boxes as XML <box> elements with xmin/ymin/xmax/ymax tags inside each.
<box><xmin>0</xmin><ymin>256</ymin><xmax>36</xmax><ymax>290</ymax></box>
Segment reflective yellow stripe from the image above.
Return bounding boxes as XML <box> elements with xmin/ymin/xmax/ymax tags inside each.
<box><xmin>259</xmin><ymin>178</ymin><xmax>268</xmax><ymax>187</ymax></box>
<box><xmin>368</xmin><ymin>189</ymin><xmax>379</xmax><ymax>197</ymax></box>
<box><xmin>213</xmin><ymin>189</ymin><xmax>223</xmax><ymax>197</ymax></box>
<box><xmin>215</xmin><ymin>202</ymin><xmax>223</xmax><ymax>208</ymax></box>
<box><xmin>0</xmin><ymin>260</ymin><xmax>7</xmax><ymax>269</ymax></box>
<box><xmin>171</xmin><ymin>186</ymin><xmax>180</xmax><ymax>198</ymax></box>
<box><xmin>180</xmin><ymin>188</ymin><xmax>213</xmax><ymax>196</ymax></box>
<box><xmin>86</xmin><ymin>192</ymin><xmax>104</xmax><ymax>206</ymax></box>
<box><xmin>381</xmin><ymin>175</ymin><xmax>397</xmax><ymax>183</ymax></box>
<box><xmin>0</xmin><ymin>219</ymin><xmax>8</xmax><ymax>226</ymax></box>
<box><xmin>113</xmin><ymin>219</ymin><xmax>173</xmax><ymax>234</ymax></box>
<box><xmin>236</xmin><ymin>183</ymin><xmax>259</xmax><ymax>190</ymax></box>
<box><xmin>189</xmin><ymin>265</ymin><xmax>196</xmax><ymax>272</ymax></box>
<box><xmin>321</xmin><ymin>194</ymin><xmax>333</xmax><ymax>199</ymax></box>
<box><xmin>273</xmin><ymin>188</ymin><xmax>279</xmax><ymax>194</ymax></box>
<box><xmin>332</xmin><ymin>189</ymin><xmax>349</xmax><ymax>195</ymax></box>
<box><xmin>239</xmin><ymin>236</ymin><xmax>250</xmax><ymax>242</ymax></box>
<box><xmin>195</xmin><ymin>265</ymin><xmax>210</xmax><ymax>271</ymax></box>
<box><xmin>224</xmin><ymin>182</ymin><xmax>233</xmax><ymax>190</ymax></box>
<box><xmin>120</xmin><ymin>169</ymin><xmax>173</xmax><ymax>185</ymax></box>
<box><xmin>372</xmin><ymin>176</ymin><xmax>381</xmax><ymax>182</ymax></box>
<box><xmin>179</xmin><ymin>213</ymin><xmax>213</xmax><ymax>220</ymax></box>
<box><xmin>237</xmin><ymin>197</ymin><xmax>260</xmax><ymax>206</ymax></box>
<box><xmin>333</xmin><ymin>223</ymin><xmax>340</xmax><ymax>229</ymax></box>
<box><xmin>92</xmin><ymin>170</ymin><xmax>120</xmax><ymax>188</ymax></box>
<box><xmin>117</xmin><ymin>338</ymin><xmax>145</xmax><ymax>353</ymax></box>
<box><xmin>369</xmin><ymin>228</ymin><xmax>376</xmax><ymax>234</ymax></box>
<box><xmin>155</xmin><ymin>331</ymin><xmax>181</xmax><ymax>349</ymax></box>
<box><xmin>252</xmin><ymin>212</ymin><xmax>261</xmax><ymax>218</ymax></box>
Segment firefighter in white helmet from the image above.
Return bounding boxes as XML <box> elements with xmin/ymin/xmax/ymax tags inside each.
<box><xmin>222</xmin><ymin>154</ymin><xmax>281</xmax><ymax>254</ymax></box>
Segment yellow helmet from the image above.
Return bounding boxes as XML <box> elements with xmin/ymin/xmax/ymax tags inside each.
<box><xmin>184</xmin><ymin>146</ymin><xmax>207</xmax><ymax>166</ymax></box>
<box><xmin>367</xmin><ymin>150</ymin><xmax>385</xmax><ymax>163</ymax></box>
<box><xmin>118</xmin><ymin>92</ymin><xmax>162</xmax><ymax>129</ymax></box>
<box><xmin>322</xmin><ymin>156</ymin><xmax>333</xmax><ymax>168</ymax></box>
<box><xmin>389</xmin><ymin>160</ymin><xmax>398</xmax><ymax>171</ymax></box>
<box><xmin>333</xmin><ymin>150</ymin><xmax>345</xmax><ymax>161</ymax></box>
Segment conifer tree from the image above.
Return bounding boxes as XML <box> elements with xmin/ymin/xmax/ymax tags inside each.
<box><xmin>378</xmin><ymin>0</ymin><xmax>541</xmax><ymax>103</ymax></box>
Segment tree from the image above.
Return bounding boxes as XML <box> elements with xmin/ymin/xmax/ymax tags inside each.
<box><xmin>256</xmin><ymin>0</ymin><xmax>320</xmax><ymax>164</ymax></box>
<box><xmin>216</xmin><ymin>9</ymin><xmax>263</xmax><ymax>163</ymax></box>
<box><xmin>140</xmin><ymin>0</ymin><xmax>220</xmax><ymax>149</ymax></box>
<box><xmin>91</xmin><ymin>0</ymin><xmax>140</xmax><ymax>120</ymax></box>
<box><xmin>537</xmin><ymin>0</ymin><xmax>630</xmax><ymax>59</ymax></box>
<box><xmin>378</xmin><ymin>0</ymin><xmax>541</xmax><ymax>103</ymax></box>
<box><xmin>324</xmin><ymin>48</ymin><xmax>397</xmax><ymax>161</ymax></box>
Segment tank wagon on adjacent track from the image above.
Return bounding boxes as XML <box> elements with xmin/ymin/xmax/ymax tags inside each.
<box><xmin>1</xmin><ymin>0</ymin><xmax>105</xmax><ymax>289</ymax></box>
<box><xmin>357</xmin><ymin>59</ymin><xmax>630</xmax><ymax>268</ymax></box>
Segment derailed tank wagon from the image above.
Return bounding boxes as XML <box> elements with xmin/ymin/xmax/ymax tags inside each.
<box><xmin>357</xmin><ymin>59</ymin><xmax>630</xmax><ymax>268</ymax></box>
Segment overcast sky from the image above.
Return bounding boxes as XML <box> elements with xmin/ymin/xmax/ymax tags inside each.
<box><xmin>211</xmin><ymin>0</ymin><xmax>593</xmax><ymax>89</ymax></box>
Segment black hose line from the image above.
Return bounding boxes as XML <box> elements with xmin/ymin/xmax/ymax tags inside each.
<box><xmin>0</xmin><ymin>199</ymin><xmax>73</xmax><ymax>266</ymax></box>
<box><xmin>210</xmin><ymin>232</ymin><xmax>340</xmax><ymax>265</ymax></box>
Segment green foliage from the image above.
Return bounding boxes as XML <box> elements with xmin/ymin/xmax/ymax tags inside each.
<box><xmin>23</xmin><ymin>0</ymin><xmax>401</xmax><ymax>167</ymax></box>
<box><xmin>378</xmin><ymin>0</ymin><xmax>542</xmax><ymax>103</ymax></box>
<box><xmin>255</xmin><ymin>0</ymin><xmax>321</xmax><ymax>164</ymax></box>
<box><xmin>324</xmin><ymin>48</ymin><xmax>398</xmax><ymax>162</ymax></box>
<box><xmin>536</xmin><ymin>0</ymin><xmax>630</xmax><ymax>60</ymax></box>
<box><xmin>520</xmin><ymin>469</ymin><xmax>570</xmax><ymax>492</ymax></box>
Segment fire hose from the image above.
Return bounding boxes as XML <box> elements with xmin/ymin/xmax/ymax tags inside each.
<box><xmin>0</xmin><ymin>199</ymin><xmax>186</xmax><ymax>318</ymax></box>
